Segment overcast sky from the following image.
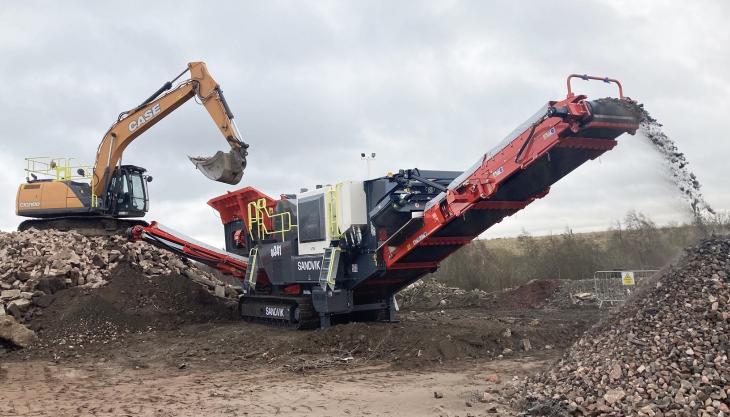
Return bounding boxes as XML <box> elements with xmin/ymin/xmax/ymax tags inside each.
<box><xmin>1</xmin><ymin>1</ymin><xmax>727</xmax><ymax>247</ymax></box>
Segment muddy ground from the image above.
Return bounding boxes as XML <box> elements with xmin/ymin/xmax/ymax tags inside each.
<box><xmin>0</xmin><ymin>264</ymin><xmax>604</xmax><ymax>416</ymax></box>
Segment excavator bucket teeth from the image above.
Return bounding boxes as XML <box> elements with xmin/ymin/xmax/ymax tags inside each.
<box><xmin>189</xmin><ymin>149</ymin><xmax>246</xmax><ymax>185</ymax></box>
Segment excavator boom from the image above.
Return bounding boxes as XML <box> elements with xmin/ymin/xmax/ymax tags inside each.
<box><xmin>94</xmin><ymin>61</ymin><xmax>248</xmax><ymax>199</ymax></box>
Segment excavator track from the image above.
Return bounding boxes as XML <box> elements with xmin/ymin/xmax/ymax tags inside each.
<box><xmin>18</xmin><ymin>217</ymin><xmax>148</xmax><ymax>236</ymax></box>
<box><xmin>238</xmin><ymin>294</ymin><xmax>319</xmax><ymax>330</ymax></box>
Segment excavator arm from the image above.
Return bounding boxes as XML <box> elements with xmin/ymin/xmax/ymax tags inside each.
<box><xmin>92</xmin><ymin>61</ymin><xmax>248</xmax><ymax>203</ymax></box>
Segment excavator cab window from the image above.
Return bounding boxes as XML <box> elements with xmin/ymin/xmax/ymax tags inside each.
<box><xmin>107</xmin><ymin>165</ymin><xmax>149</xmax><ymax>217</ymax></box>
<box><xmin>129</xmin><ymin>173</ymin><xmax>147</xmax><ymax>211</ymax></box>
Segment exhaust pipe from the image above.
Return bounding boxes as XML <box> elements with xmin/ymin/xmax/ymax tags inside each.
<box><xmin>189</xmin><ymin>147</ymin><xmax>247</xmax><ymax>185</ymax></box>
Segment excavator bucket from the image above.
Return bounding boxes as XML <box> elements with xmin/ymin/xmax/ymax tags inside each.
<box><xmin>189</xmin><ymin>148</ymin><xmax>246</xmax><ymax>185</ymax></box>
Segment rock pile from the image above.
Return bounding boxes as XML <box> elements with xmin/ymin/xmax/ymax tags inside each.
<box><xmin>0</xmin><ymin>228</ymin><xmax>237</xmax><ymax>341</ymax></box>
<box><xmin>524</xmin><ymin>237</ymin><xmax>730</xmax><ymax>416</ymax></box>
<box><xmin>398</xmin><ymin>277</ymin><xmax>565</xmax><ymax>311</ymax></box>
<box><xmin>546</xmin><ymin>279</ymin><xmax>599</xmax><ymax>309</ymax></box>
<box><xmin>397</xmin><ymin>278</ymin><xmax>489</xmax><ymax>309</ymax></box>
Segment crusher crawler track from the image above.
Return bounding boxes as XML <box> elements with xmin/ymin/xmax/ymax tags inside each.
<box><xmin>238</xmin><ymin>295</ymin><xmax>319</xmax><ymax>330</ymax></box>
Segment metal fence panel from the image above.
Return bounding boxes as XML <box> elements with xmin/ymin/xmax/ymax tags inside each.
<box><xmin>592</xmin><ymin>270</ymin><xmax>658</xmax><ymax>307</ymax></box>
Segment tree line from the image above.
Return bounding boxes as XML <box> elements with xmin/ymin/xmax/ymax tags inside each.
<box><xmin>429</xmin><ymin>211</ymin><xmax>730</xmax><ymax>292</ymax></box>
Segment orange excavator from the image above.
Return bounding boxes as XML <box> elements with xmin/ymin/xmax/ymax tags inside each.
<box><xmin>16</xmin><ymin>61</ymin><xmax>248</xmax><ymax>234</ymax></box>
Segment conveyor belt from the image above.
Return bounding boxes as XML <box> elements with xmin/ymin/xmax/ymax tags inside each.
<box><xmin>382</xmin><ymin>96</ymin><xmax>640</xmax><ymax>277</ymax></box>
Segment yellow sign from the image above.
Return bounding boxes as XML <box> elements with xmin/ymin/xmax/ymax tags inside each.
<box><xmin>621</xmin><ymin>271</ymin><xmax>635</xmax><ymax>286</ymax></box>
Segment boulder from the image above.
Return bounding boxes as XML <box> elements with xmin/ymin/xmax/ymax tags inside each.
<box><xmin>35</xmin><ymin>275</ymin><xmax>67</xmax><ymax>295</ymax></box>
<box><xmin>1</xmin><ymin>289</ymin><xmax>21</xmax><ymax>300</ymax></box>
<box><xmin>0</xmin><ymin>315</ymin><xmax>37</xmax><ymax>347</ymax></box>
<box><xmin>215</xmin><ymin>285</ymin><xmax>226</xmax><ymax>298</ymax></box>
<box><xmin>7</xmin><ymin>298</ymin><xmax>31</xmax><ymax>317</ymax></box>
<box><xmin>32</xmin><ymin>294</ymin><xmax>53</xmax><ymax>308</ymax></box>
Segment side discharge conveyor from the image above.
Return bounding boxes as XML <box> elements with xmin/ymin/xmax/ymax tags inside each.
<box><xmin>129</xmin><ymin>75</ymin><xmax>641</xmax><ymax>328</ymax></box>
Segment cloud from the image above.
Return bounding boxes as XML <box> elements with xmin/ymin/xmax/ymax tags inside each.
<box><xmin>1</xmin><ymin>1</ymin><xmax>727</xmax><ymax>247</ymax></box>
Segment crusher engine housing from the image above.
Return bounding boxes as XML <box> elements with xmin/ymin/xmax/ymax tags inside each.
<box><xmin>130</xmin><ymin>75</ymin><xmax>641</xmax><ymax>328</ymax></box>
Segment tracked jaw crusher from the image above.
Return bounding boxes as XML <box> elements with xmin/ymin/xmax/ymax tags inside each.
<box><xmin>129</xmin><ymin>75</ymin><xmax>641</xmax><ymax>328</ymax></box>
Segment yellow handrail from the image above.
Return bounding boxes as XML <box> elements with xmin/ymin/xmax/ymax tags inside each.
<box><xmin>325</xmin><ymin>185</ymin><xmax>341</xmax><ymax>238</ymax></box>
<box><xmin>24</xmin><ymin>157</ymin><xmax>92</xmax><ymax>181</ymax></box>
<box><xmin>24</xmin><ymin>157</ymin><xmax>99</xmax><ymax>207</ymax></box>
<box><xmin>246</xmin><ymin>198</ymin><xmax>296</xmax><ymax>241</ymax></box>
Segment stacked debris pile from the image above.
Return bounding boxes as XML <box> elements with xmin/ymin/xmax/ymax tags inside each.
<box><xmin>523</xmin><ymin>237</ymin><xmax>730</xmax><ymax>416</ymax></box>
<box><xmin>0</xmin><ymin>229</ymin><xmax>238</xmax><ymax>345</ymax></box>
<box><xmin>397</xmin><ymin>278</ymin><xmax>488</xmax><ymax>309</ymax></box>
<box><xmin>546</xmin><ymin>279</ymin><xmax>599</xmax><ymax>309</ymax></box>
<box><xmin>397</xmin><ymin>278</ymin><xmax>561</xmax><ymax>310</ymax></box>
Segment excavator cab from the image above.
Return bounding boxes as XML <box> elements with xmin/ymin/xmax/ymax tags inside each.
<box><xmin>107</xmin><ymin>165</ymin><xmax>150</xmax><ymax>218</ymax></box>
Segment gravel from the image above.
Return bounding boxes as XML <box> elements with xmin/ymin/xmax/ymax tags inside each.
<box><xmin>523</xmin><ymin>236</ymin><xmax>730</xmax><ymax>416</ymax></box>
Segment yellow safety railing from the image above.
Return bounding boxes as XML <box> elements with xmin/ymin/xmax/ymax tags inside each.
<box><xmin>25</xmin><ymin>157</ymin><xmax>92</xmax><ymax>181</ymax></box>
<box><xmin>24</xmin><ymin>157</ymin><xmax>99</xmax><ymax>207</ymax></box>
<box><xmin>247</xmin><ymin>198</ymin><xmax>296</xmax><ymax>241</ymax></box>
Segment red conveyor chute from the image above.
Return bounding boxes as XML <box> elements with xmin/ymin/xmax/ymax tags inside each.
<box><xmin>128</xmin><ymin>221</ymin><xmax>248</xmax><ymax>278</ymax></box>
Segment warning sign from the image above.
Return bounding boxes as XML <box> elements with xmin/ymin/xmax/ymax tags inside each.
<box><xmin>621</xmin><ymin>271</ymin><xmax>635</xmax><ymax>286</ymax></box>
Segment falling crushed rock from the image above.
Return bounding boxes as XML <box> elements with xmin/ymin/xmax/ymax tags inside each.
<box><xmin>613</xmin><ymin>98</ymin><xmax>715</xmax><ymax>221</ymax></box>
<box><xmin>584</xmin><ymin>98</ymin><xmax>714</xmax><ymax>224</ymax></box>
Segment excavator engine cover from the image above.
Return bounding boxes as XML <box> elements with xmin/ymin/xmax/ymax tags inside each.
<box><xmin>190</xmin><ymin>148</ymin><xmax>246</xmax><ymax>185</ymax></box>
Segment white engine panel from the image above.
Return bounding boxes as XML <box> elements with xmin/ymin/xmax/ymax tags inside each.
<box><xmin>296</xmin><ymin>181</ymin><xmax>366</xmax><ymax>256</ymax></box>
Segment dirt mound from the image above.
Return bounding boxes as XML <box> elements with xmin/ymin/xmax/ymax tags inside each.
<box><xmin>21</xmin><ymin>262</ymin><xmax>236</xmax><ymax>359</ymax></box>
<box><xmin>280</xmin><ymin>310</ymin><xmax>572</xmax><ymax>371</ymax></box>
<box><xmin>496</xmin><ymin>279</ymin><xmax>561</xmax><ymax>310</ymax></box>
<box><xmin>523</xmin><ymin>237</ymin><xmax>730</xmax><ymax>416</ymax></box>
<box><xmin>149</xmin><ymin>307</ymin><xmax>599</xmax><ymax>373</ymax></box>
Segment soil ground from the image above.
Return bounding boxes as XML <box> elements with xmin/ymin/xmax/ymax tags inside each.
<box><xmin>0</xmin><ymin>265</ymin><xmax>604</xmax><ymax>416</ymax></box>
<box><xmin>1</xmin><ymin>353</ymin><xmax>560</xmax><ymax>417</ymax></box>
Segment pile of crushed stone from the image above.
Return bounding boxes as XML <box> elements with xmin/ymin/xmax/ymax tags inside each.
<box><xmin>0</xmin><ymin>229</ymin><xmax>239</xmax><ymax>347</ymax></box>
<box><xmin>397</xmin><ymin>278</ymin><xmax>489</xmax><ymax>309</ymax></box>
<box><xmin>397</xmin><ymin>277</ymin><xmax>561</xmax><ymax>311</ymax></box>
<box><xmin>522</xmin><ymin>237</ymin><xmax>730</xmax><ymax>416</ymax></box>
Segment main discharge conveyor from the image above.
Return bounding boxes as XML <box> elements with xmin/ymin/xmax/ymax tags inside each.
<box><xmin>129</xmin><ymin>74</ymin><xmax>641</xmax><ymax>328</ymax></box>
